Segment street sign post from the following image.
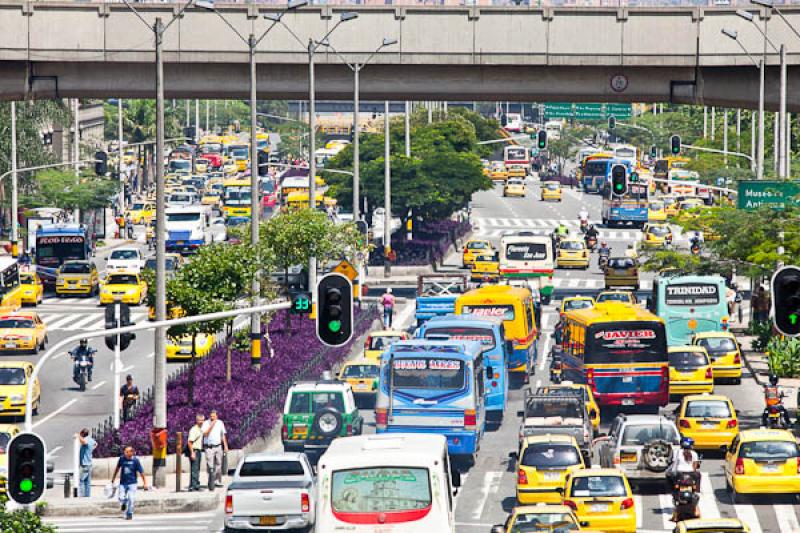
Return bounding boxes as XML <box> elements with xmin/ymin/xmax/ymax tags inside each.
<box><xmin>737</xmin><ymin>180</ymin><xmax>800</xmax><ymax>210</ymax></box>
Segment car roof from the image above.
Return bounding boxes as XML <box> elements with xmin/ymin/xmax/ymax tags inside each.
<box><xmin>0</xmin><ymin>424</ymin><xmax>20</xmax><ymax>433</ymax></box>
<box><xmin>289</xmin><ymin>381</ymin><xmax>350</xmax><ymax>393</ymax></box>
<box><xmin>617</xmin><ymin>414</ymin><xmax>675</xmax><ymax>425</ymax></box>
<box><xmin>682</xmin><ymin>394</ymin><xmax>732</xmax><ymax>404</ymax></box>
<box><xmin>341</xmin><ymin>358</ymin><xmax>380</xmax><ymax>367</ymax></box>
<box><xmin>668</xmin><ymin>345</ymin><xmax>708</xmax><ymax>353</ymax></box>
<box><xmin>513</xmin><ymin>504</ymin><xmax>575</xmax><ymax>514</ymax></box>
<box><xmin>0</xmin><ymin>361</ymin><xmax>33</xmax><ymax>370</ymax></box>
<box><xmin>570</xmin><ymin>467</ymin><xmax>625</xmax><ymax>478</ymax></box>
<box><xmin>241</xmin><ymin>452</ymin><xmax>307</xmax><ymax>463</ymax></box>
<box><xmin>678</xmin><ymin>518</ymin><xmax>747</xmax><ymax>531</ymax></box>
<box><xmin>737</xmin><ymin>428</ymin><xmax>797</xmax><ymax>443</ymax></box>
<box><xmin>693</xmin><ymin>331</ymin><xmax>736</xmax><ymax>339</ymax></box>
<box><xmin>522</xmin><ymin>434</ymin><xmax>579</xmax><ymax>446</ymax></box>
<box><xmin>369</xmin><ymin>330</ymin><xmax>407</xmax><ymax>338</ymax></box>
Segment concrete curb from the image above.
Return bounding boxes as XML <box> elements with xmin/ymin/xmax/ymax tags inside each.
<box><xmin>40</xmin><ymin>491</ymin><xmax>221</xmax><ymax>517</ymax></box>
<box><xmin>742</xmin><ymin>350</ymin><xmax>766</xmax><ymax>387</ymax></box>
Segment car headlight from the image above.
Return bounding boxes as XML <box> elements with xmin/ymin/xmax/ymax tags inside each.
<box><xmin>127</xmin><ymin>289</ymin><xmax>137</xmax><ymax>295</ymax></box>
<box><xmin>9</xmin><ymin>394</ymin><xmax>23</xmax><ymax>402</ymax></box>
<box><xmin>80</xmin><ymin>279</ymin><xmax>90</xmax><ymax>285</ymax></box>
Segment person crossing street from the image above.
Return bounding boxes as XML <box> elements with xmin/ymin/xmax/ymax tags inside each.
<box><xmin>111</xmin><ymin>446</ymin><xmax>148</xmax><ymax>520</ymax></box>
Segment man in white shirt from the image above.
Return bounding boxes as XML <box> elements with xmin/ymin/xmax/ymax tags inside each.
<box><xmin>201</xmin><ymin>410</ymin><xmax>228</xmax><ymax>490</ymax></box>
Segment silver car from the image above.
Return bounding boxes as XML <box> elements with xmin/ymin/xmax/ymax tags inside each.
<box><xmin>595</xmin><ymin>414</ymin><xmax>680</xmax><ymax>484</ymax></box>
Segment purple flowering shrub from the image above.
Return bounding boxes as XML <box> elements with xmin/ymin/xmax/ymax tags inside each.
<box><xmin>95</xmin><ymin>307</ymin><xmax>378</xmax><ymax>457</ymax></box>
<box><xmin>369</xmin><ymin>218</ymin><xmax>472</xmax><ymax>266</ymax></box>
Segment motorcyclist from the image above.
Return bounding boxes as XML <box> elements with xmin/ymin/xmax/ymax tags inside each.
<box><xmin>70</xmin><ymin>338</ymin><xmax>95</xmax><ymax>383</ymax></box>
<box><xmin>555</xmin><ymin>223</ymin><xmax>569</xmax><ymax>238</ymax></box>
<box><xmin>578</xmin><ymin>208</ymin><xmax>590</xmax><ymax>232</ymax></box>
<box><xmin>762</xmin><ymin>373</ymin><xmax>791</xmax><ymax>428</ymax></box>
<box><xmin>689</xmin><ymin>231</ymin><xmax>703</xmax><ymax>253</ymax></box>
<box><xmin>667</xmin><ymin>437</ymin><xmax>700</xmax><ymax>494</ymax></box>
<box><xmin>584</xmin><ymin>224</ymin><xmax>599</xmax><ymax>246</ymax></box>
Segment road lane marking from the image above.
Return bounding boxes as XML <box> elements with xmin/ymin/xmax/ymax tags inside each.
<box><xmin>539</xmin><ymin>333</ymin><xmax>551</xmax><ymax>371</ymax></box>
<box><xmin>71</xmin><ymin>314</ymin><xmax>103</xmax><ymax>329</ymax></box>
<box><xmin>146</xmin><ymin>351</ymin><xmax>155</xmax><ymax>358</ymax></box>
<box><xmin>33</xmin><ymin>399</ymin><xmax>78</xmax><ymax>429</ymax></box>
<box><xmin>659</xmin><ymin>493</ymin><xmax>673</xmax><ymax>531</ymax></box>
<box><xmin>47</xmin><ymin>314</ymin><xmax>88</xmax><ymax>329</ymax></box>
<box><xmin>634</xmin><ymin>494</ymin><xmax>643</xmax><ymax>529</ymax></box>
<box><xmin>91</xmin><ymin>380</ymin><xmax>107</xmax><ymax>390</ymax></box>
<box><xmin>775</xmin><ymin>504</ymin><xmax>800</xmax><ymax>533</ymax></box>
<box><xmin>734</xmin><ymin>503</ymin><xmax>763</xmax><ymax>533</ymax></box>
<box><xmin>699</xmin><ymin>472</ymin><xmax>720</xmax><ymax>519</ymax></box>
<box><xmin>470</xmin><ymin>471</ymin><xmax>503</xmax><ymax>520</ymax></box>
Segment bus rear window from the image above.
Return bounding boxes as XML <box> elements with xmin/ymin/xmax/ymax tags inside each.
<box><xmin>505</xmin><ymin>243</ymin><xmax>547</xmax><ymax>261</ymax></box>
<box><xmin>424</xmin><ymin>327</ymin><xmax>496</xmax><ymax>351</ymax></box>
<box><xmin>391</xmin><ymin>358</ymin><xmax>464</xmax><ymax>390</ymax></box>
<box><xmin>331</xmin><ymin>467</ymin><xmax>431</xmax><ymax>514</ymax></box>
<box><xmin>664</xmin><ymin>283</ymin><xmax>720</xmax><ymax>306</ymax></box>
<box><xmin>585</xmin><ymin>161</ymin><xmax>608</xmax><ymax>176</ymax></box>
<box><xmin>585</xmin><ymin>323</ymin><xmax>667</xmax><ymax>364</ymax></box>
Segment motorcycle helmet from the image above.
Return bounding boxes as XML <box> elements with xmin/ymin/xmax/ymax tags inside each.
<box><xmin>680</xmin><ymin>437</ymin><xmax>694</xmax><ymax>449</ymax></box>
<box><xmin>769</xmin><ymin>373</ymin><xmax>779</xmax><ymax>386</ymax></box>
<box><xmin>601</xmin><ymin>241</ymin><xmax>607</xmax><ymax>247</ymax></box>
<box><xmin>79</xmin><ymin>338</ymin><xmax>88</xmax><ymax>348</ymax></box>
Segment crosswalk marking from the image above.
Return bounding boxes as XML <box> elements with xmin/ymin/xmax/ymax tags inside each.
<box><xmin>734</xmin><ymin>501</ymin><xmax>764</xmax><ymax>533</ymax></box>
<box><xmin>775</xmin><ymin>504</ymin><xmax>800</xmax><ymax>533</ymax></box>
<box><xmin>38</xmin><ymin>312</ymin><xmax>146</xmax><ymax>332</ymax></box>
<box><xmin>70</xmin><ymin>314</ymin><xmax>103</xmax><ymax>329</ymax></box>
<box><xmin>659</xmin><ymin>493</ymin><xmax>673</xmax><ymax>531</ymax></box>
<box><xmin>634</xmin><ymin>495</ymin><xmax>644</xmax><ymax>529</ymax></box>
<box><xmin>45</xmin><ymin>314</ymin><xmax>87</xmax><ymax>329</ymax></box>
<box><xmin>474</xmin><ymin>227</ymin><xmax>639</xmax><ymax>240</ymax></box>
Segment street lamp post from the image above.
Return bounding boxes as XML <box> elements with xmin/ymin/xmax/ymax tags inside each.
<box><xmin>118</xmin><ymin>99</ymin><xmax>125</xmax><ymax>215</ymax></box>
<box><xmin>198</xmin><ymin>0</ymin><xmax>307</xmax><ymax>369</ymax></box>
<box><xmin>10</xmin><ymin>102</ymin><xmax>18</xmax><ymax>258</ymax></box>
<box><xmin>722</xmin><ymin>28</ymin><xmax>765</xmax><ymax>179</ymax></box>
<box><xmin>318</xmin><ymin>38</ymin><xmax>398</xmax><ymax>222</ymax></box>
<box><xmin>384</xmin><ymin>100</ymin><xmax>391</xmax><ymax>278</ymax></box>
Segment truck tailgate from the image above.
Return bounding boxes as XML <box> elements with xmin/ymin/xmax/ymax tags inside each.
<box><xmin>229</xmin><ymin>479</ymin><xmax>310</xmax><ymax>517</ymax></box>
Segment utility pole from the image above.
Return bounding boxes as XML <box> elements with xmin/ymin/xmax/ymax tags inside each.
<box><xmin>205</xmin><ymin>100</ymin><xmax>210</xmax><ymax>133</ymax></box>
<box><xmin>195</xmin><ymin>99</ymin><xmax>200</xmax><ymax>141</ymax></box>
<box><xmin>353</xmin><ymin>65</ymin><xmax>360</xmax><ymax>222</ymax></box>
<box><xmin>384</xmin><ymin>100</ymin><xmax>391</xmax><ymax>278</ymax></box>
<box><xmin>711</xmin><ymin>107</ymin><xmax>716</xmax><ymax>140</ymax></box>
<box><xmin>758</xmin><ymin>60</ymin><xmax>765</xmax><ymax>180</ymax></box>
<box><xmin>118</xmin><ymin>99</ymin><xmax>125</xmax><ymax>214</ymax></box>
<box><xmin>405</xmin><ymin>101</ymin><xmax>411</xmax><ymax>157</ymax></box>
<box><xmin>736</xmin><ymin>108</ymin><xmax>741</xmax><ymax>155</ymax></box>
<box><xmin>751</xmin><ymin>110</ymin><xmax>757</xmax><ymax>172</ymax></box>
<box><xmin>775</xmin><ymin>112</ymin><xmax>780</xmax><ymax>174</ymax></box>
<box><xmin>248</xmin><ymin>33</ymin><xmax>261</xmax><ymax>369</ymax></box>
<box><xmin>10</xmin><ymin>102</ymin><xmax>18</xmax><ymax>258</ymax></box>
<box><xmin>308</xmin><ymin>39</ymin><xmax>318</xmax><ymax>309</ymax></box>
<box><xmin>779</xmin><ymin>44</ymin><xmax>787</xmax><ymax>178</ymax></box>
<box><xmin>723</xmin><ymin>110</ymin><xmax>729</xmax><ymax>166</ymax></box>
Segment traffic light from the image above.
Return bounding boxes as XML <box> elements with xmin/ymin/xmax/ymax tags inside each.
<box><xmin>772</xmin><ymin>265</ymin><xmax>800</xmax><ymax>336</ymax></box>
<box><xmin>290</xmin><ymin>291</ymin><xmax>312</xmax><ymax>315</ymax></box>
<box><xmin>608</xmin><ymin>116</ymin><xmax>616</xmax><ymax>130</ymax></box>
<box><xmin>316</xmin><ymin>273</ymin><xmax>353</xmax><ymax>347</ymax></box>
<box><xmin>629</xmin><ymin>171</ymin><xmax>639</xmax><ymax>183</ymax></box>
<box><xmin>671</xmin><ymin>134</ymin><xmax>681</xmax><ymax>155</ymax></box>
<box><xmin>105</xmin><ymin>302</ymin><xmax>135</xmax><ymax>351</ymax></box>
<box><xmin>650</xmin><ymin>145</ymin><xmax>658</xmax><ymax>158</ymax></box>
<box><xmin>257</xmin><ymin>151</ymin><xmax>269</xmax><ymax>177</ymax></box>
<box><xmin>8</xmin><ymin>432</ymin><xmax>46</xmax><ymax>504</ymax></box>
<box><xmin>500</xmin><ymin>113</ymin><xmax>507</xmax><ymax>127</ymax></box>
<box><xmin>537</xmin><ymin>130</ymin><xmax>547</xmax><ymax>150</ymax></box>
<box><xmin>94</xmin><ymin>151</ymin><xmax>108</xmax><ymax>176</ymax></box>
<box><xmin>610</xmin><ymin>164</ymin><xmax>627</xmax><ymax>196</ymax></box>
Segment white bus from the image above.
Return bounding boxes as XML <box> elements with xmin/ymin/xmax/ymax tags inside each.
<box><xmin>611</xmin><ymin>143</ymin><xmax>638</xmax><ymax>166</ymax></box>
<box><xmin>503</xmin><ymin>145</ymin><xmax>529</xmax><ymax>178</ymax></box>
<box><xmin>504</xmin><ymin>113</ymin><xmax>523</xmax><ymax>133</ymax></box>
<box><xmin>315</xmin><ymin>434</ymin><xmax>460</xmax><ymax>533</ymax></box>
<box><xmin>544</xmin><ymin>120</ymin><xmax>563</xmax><ymax>140</ymax></box>
<box><xmin>499</xmin><ymin>233</ymin><xmax>555</xmax><ymax>304</ymax></box>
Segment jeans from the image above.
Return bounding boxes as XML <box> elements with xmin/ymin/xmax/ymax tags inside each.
<box><xmin>119</xmin><ymin>483</ymin><xmax>137</xmax><ymax>517</ymax></box>
<box><xmin>189</xmin><ymin>451</ymin><xmax>202</xmax><ymax>490</ymax></box>
<box><xmin>79</xmin><ymin>465</ymin><xmax>91</xmax><ymax>497</ymax></box>
<box><xmin>383</xmin><ymin>308</ymin><xmax>393</xmax><ymax>328</ymax></box>
<box><xmin>205</xmin><ymin>446</ymin><xmax>223</xmax><ymax>490</ymax></box>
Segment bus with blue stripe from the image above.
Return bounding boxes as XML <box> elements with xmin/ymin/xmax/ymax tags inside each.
<box><xmin>560</xmin><ymin>302</ymin><xmax>669</xmax><ymax>408</ymax></box>
<box><xmin>649</xmin><ymin>274</ymin><xmax>730</xmax><ymax>346</ymax></box>
<box><xmin>375</xmin><ymin>339</ymin><xmax>486</xmax><ymax>457</ymax></box>
<box><xmin>455</xmin><ymin>285</ymin><xmax>538</xmax><ymax>378</ymax></box>
<box><xmin>581</xmin><ymin>153</ymin><xmax>614</xmax><ymax>193</ymax></box>
<box><xmin>416</xmin><ymin>315</ymin><xmax>509</xmax><ymax>419</ymax></box>
<box><xmin>601</xmin><ymin>164</ymin><xmax>648</xmax><ymax>227</ymax></box>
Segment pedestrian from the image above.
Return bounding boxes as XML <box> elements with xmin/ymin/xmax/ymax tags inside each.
<box><xmin>111</xmin><ymin>446</ymin><xmax>147</xmax><ymax>520</ymax></box>
<box><xmin>752</xmin><ymin>285</ymin><xmax>771</xmax><ymax>324</ymax></box>
<box><xmin>188</xmin><ymin>414</ymin><xmax>205</xmax><ymax>492</ymax></box>
<box><xmin>76</xmin><ymin>428</ymin><xmax>96</xmax><ymax>497</ymax></box>
<box><xmin>201</xmin><ymin>410</ymin><xmax>228</xmax><ymax>491</ymax></box>
<box><xmin>381</xmin><ymin>288</ymin><xmax>395</xmax><ymax>329</ymax></box>
<box><xmin>119</xmin><ymin>375</ymin><xmax>140</xmax><ymax>423</ymax></box>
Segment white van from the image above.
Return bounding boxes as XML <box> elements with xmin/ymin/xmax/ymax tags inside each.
<box><xmin>165</xmin><ymin>205</ymin><xmax>211</xmax><ymax>253</ymax></box>
<box><xmin>315</xmin><ymin>434</ymin><xmax>460</xmax><ymax>533</ymax></box>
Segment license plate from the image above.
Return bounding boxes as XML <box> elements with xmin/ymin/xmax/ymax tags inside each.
<box><xmin>590</xmin><ymin>503</ymin><xmax>609</xmax><ymax>513</ymax></box>
<box><xmin>258</xmin><ymin>516</ymin><xmax>277</xmax><ymax>526</ymax></box>
<box><xmin>621</xmin><ymin>398</ymin><xmax>635</xmax><ymax>406</ymax></box>
<box><xmin>4</xmin><ymin>343</ymin><xmax>15</xmax><ymax>349</ymax></box>
<box><xmin>621</xmin><ymin>453</ymin><xmax>637</xmax><ymax>463</ymax></box>
<box><xmin>177</xmin><ymin>241</ymin><xmax>185</xmax><ymax>245</ymax></box>
<box><xmin>622</xmin><ymin>376</ymin><xmax>633</xmax><ymax>383</ymax></box>
<box><xmin>544</xmin><ymin>471</ymin><xmax>562</xmax><ymax>481</ymax></box>
<box><xmin>762</xmin><ymin>464</ymin><xmax>780</xmax><ymax>473</ymax></box>
<box><xmin>701</xmin><ymin>422</ymin><xmax>717</xmax><ymax>429</ymax></box>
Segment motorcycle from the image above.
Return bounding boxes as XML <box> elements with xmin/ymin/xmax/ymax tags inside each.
<box><xmin>549</xmin><ymin>347</ymin><xmax>563</xmax><ymax>384</ymax></box>
<box><xmin>599</xmin><ymin>252</ymin><xmax>609</xmax><ymax>270</ymax></box>
<box><xmin>70</xmin><ymin>349</ymin><xmax>94</xmax><ymax>392</ymax></box>
<box><xmin>671</xmin><ymin>471</ymin><xmax>700</xmax><ymax>522</ymax></box>
<box><xmin>585</xmin><ymin>235</ymin><xmax>598</xmax><ymax>251</ymax></box>
<box><xmin>762</xmin><ymin>390</ymin><xmax>791</xmax><ymax>429</ymax></box>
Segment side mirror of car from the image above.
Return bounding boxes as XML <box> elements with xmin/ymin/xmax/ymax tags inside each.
<box><xmin>580</xmin><ymin>522</ymin><xmax>591</xmax><ymax>528</ymax></box>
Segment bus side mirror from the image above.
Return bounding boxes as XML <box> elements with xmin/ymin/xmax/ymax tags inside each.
<box><xmin>450</xmin><ymin>464</ymin><xmax>461</xmax><ymax>488</ymax></box>
<box><xmin>505</xmin><ymin>341</ymin><xmax>514</xmax><ymax>355</ymax></box>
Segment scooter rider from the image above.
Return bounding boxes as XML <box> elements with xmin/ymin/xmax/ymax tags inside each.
<box><xmin>584</xmin><ymin>224</ymin><xmax>599</xmax><ymax>245</ymax></box>
<box><xmin>762</xmin><ymin>373</ymin><xmax>791</xmax><ymax>428</ymax></box>
<box><xmin>70</xmin><ymin>338</ymin><xmax>95</xmax><ymax>383</ymax></box>
<box><xmin>667</xmin><ymin>437</ymin><xmax>701</xmax><ymax>493</ymax></box>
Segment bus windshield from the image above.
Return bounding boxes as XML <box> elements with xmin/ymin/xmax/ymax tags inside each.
<box><xmin>586</xmin><ymin>323</ymin><xmax>667</xmax><ymax>364</ymax></box>
<box><xmin>585</xmin><ymin>161</ymin><xmax>609</xmax><ymax>176</ymax></box>
<box><xmin>225</xmin><ymin>187</ymin><xmax>252</xmax><ymax>202</ymax></box>
<box><xmin>423</xmin><ymin>326</ymin><xmax>496</xmax><ymax>351</ymax></box>
<box><xmin>506</xmin><ymin>243</ymin><xmax>547</xmax><ymax>261</ymax></box>
<box><xmin>331</xmin><ymin>467</ymin><xmax>431</xmax><ymax>514</ymax></box>
<box><xmin>391</xmin><ymin>358</ymin><xmax>465</xmax><ymax>390</ymax></box>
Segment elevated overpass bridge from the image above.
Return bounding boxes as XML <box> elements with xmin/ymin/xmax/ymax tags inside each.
<box><xmin>1</xmin><ymin>1</ymin><xmax>799</xmax><ymax>109</ymax></box>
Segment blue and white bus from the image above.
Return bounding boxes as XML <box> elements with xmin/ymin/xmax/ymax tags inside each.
<box><xmin>649</xmin><ymin>274</ymin><xmax>730</xmax><ymax>346</ymax></box>
<box><xmin>581</xmin><ymin>154</ymin><xmax>614</xmax><ymax>194</ymax></box>
<box><xmin>34</xmin><ymin>223</ymin><xmax>92</xmax><ymax>288</ymax></box>
<box><xmin>376</xmin><ymin>339</ymin><xmax>486</xmax><ymax>457</ymax></box>
<box><xmin>601</xmin><ymin>169</ymin><xmax>648</xmax><ymax>227</ymax></box>
<box><xmin>416</xmin><ymin>315</ymin><xmax>509</xmax><ymax>420</ymax></box>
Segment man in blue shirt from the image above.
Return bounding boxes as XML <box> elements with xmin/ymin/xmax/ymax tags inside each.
<box><xmin>76</xmin><ymin>428</ymin><xmax>96</xmax><ymax>497</ymax></box>
<box><xmin>111</xmin><ymin>446</ymin><xmax>148</xmax><ymax>520</ymax></box>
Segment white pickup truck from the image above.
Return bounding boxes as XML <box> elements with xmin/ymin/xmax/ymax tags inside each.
<box><xmin>224</xmin><ymin>452</ymin><xmax>315</xmax><ymax>533</ymax></box>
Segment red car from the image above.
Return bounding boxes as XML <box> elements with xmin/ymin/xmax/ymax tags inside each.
<box><xmin>201</xmin><ymin>152</ymin><xmax>224</xmax><ymax>169</ymax></box>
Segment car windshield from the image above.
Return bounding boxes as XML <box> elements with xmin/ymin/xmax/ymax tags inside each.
<box><xmin>0</xmin><ymin>368</ymin><xmax>26</xmax><ymax>385</ymax></box>
<box><xmin>570</xmin><ymin>475</ymin><xmax>627</xmax><ymax>498</ymax></box>
<box><xmin>696</xmin><ymin>337</ymin><xmax>737</xmax><ymax>354</ymax></box>
<box><xmin>621</xmin><ymin>423</ymin><xmax>679</xmax><ymax>445</ymax></box>
<box><xmin>468</xmin><ymin>242</ymin><xmax>489</xmax><ymax>250</ymax></box>
<box><xmin>560</xmin><ymin>241</ymin><xmax>585</xmax><ymax>251</ymax></box>
<box><xmin>232</xmin><ymin>149</ymin><xmax>248</xmax><ymax>158</ymax></box>
<box><xmin>510</xmin><ymin>513</ymin><xmax>579</xmax><ymax>532</ymax></box>
<box><xmin>525</xmin><ymin>398</ymin><xmax>583</xmax><ymax>419</ymax></box>
<box><xmin>597</xmin><ymin>292</ymin><xmax>630</xmax><ymax>303</ymax></box>
<box><xmin>684</xmin><ymin>400</ymin><xmax>732</xmax><ymax>419</ymax></box>
<box><xmin>669</xmin><ymin>350</ymin><xmax>708</xmax><ymax>368</ymax></box>
<box><xmin>545</xmin><ymin>183</ymin><xmax>560</xmax><ymax>190</ymax></box>
<box><xmin>521</xmin><ymin>443</ymin><xmax>581</xmax><ymax>468</ymax></box>
<box><xmin>0</xmin><ymin>319</ymin><xmax>35</xmax><ymax>329</ymax></box>
<box><xmin>110</xmin><ymin>250</ymin><xmax>138</xmax><ymax>261</ymax></box>
<box><xmin>61</xmin><ymin>262</ymin><xmax>91</xmax><ymax>274</ymax></box>
<box><xmin>331</xmin><ymin>467</ymin><xmax>431</xmax><ymax>514</ymax></box>
<box><xmin>131</xmin><ymin>203</ymin><xmax>147</xmax><ymax>211</ymax></box>
<box><xmin>739</xmin><ymin>440</ymin><xmax>799</xmax><ymax>460</ymax></box>
<box><xmin>608</xmin><ymin>258</ymin><xmax>635</xmax><ymax>269</ymax></box>
<box><xmin>564</xmin><ymin>299</ymin><xmax>592</xmax><ymax>311</ymax></box>
<box><xmin>107</xmin><ymin>275</ymin><xmax>138</xmax><ymax>285</ymax></box>
<box><xmin>342</xmin><ymin>365</ymin><xmax>379</xmax><ymax>379</ymax></box>
<box><xmin>239</xmin><ymin>460</ymin><xmax>305</xmax><ymax>477</ymax></box>
<box><xmin>167</xmin><ymin>213</ymin><xmax>200</xmax><ymax>222</ymax></box>
<box><xmin>650</xmin><ymin>201</ymin><xmax>664</xmax><ymax>210</ymax></box>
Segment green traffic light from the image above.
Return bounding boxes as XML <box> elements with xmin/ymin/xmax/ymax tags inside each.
<box><xmin>19</xmin><ymin>479</ymin><xmax>33</xmax><ymax>493</ymax></box>
<box><xmin>328</xmin><ymin>320</ymin><xmax>342</xmax><ymax>333</ymax></box>
<box><xmin>790</xmin><ymin>313</ymin><xmax>798</xmax><ymax>325</ymax></box>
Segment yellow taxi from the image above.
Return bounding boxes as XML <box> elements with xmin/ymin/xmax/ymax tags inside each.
<box><xmin>648</xmin><ymin>199</ymin><xmax>668</xmax><ymax>222</ymax></box>
<box><xmin>595</xmin><ymin>290</ymin><xmax>636</xmax><ymax>305</ymax></box>
<box><xmin>723</xmin><ymin>429</ymin><xmax>800</xmax><ymax>503</ymax></box>
<box><xmin>122</xmin><ymin>150</ymin><xmax>137</xmax><ymax>165</ymax></box>
<box><xmin>691</xmin><ymin>331</ymin><xmax>742</xmax><ymax>384</ymax></box>
<box><xmin>668</xmin><ymin>346</ymin><xmax>714</xmax><ymax>395</ymax></box>
<box><xmin>166</xmin><ymin>333</ymin><xmax>215</xmax><ymax>362</ymax></box>
<box><xmin>149</xmin><ymin>302</ymin><xmax>185</xmax><ymax>321</ymax></box>
<box><xmin>516</xmin><ymin>434</ymin><xmax>586</xmax><ymax>504</ymax></box>
<box><xmin>0</xmin><ymin>423</ymin><xmax>21</xmax><ymax>492</ymax></box>
<box><xmin>19</xmin><ymin>271</ymin><xmax>43</xmax><ymax>306</ymax></box>
<box><xmin>492</xmin><ymin>504</ymin><xmax>586</xmax><ymax>533</ymax></box>
<box><xmin>541</xmin><ymin>181</ymin><xmax>562</xmax><ymax>201</ymax></box>
<box><xmin>364</xmin><ymin>330</ymin><xmax>410</xmax><ymax>361</ymax></box>
<box><xmin>337</xmin><ymin>358</ymin><xmax>381</xmax><ymax>399</ymax></box>
<box><xmin>489</xmin><ymin>162</ymin><xmax>509</xmax><ymax>182</ymax></box>
<box><xmin>674</xmin><ymin>518</ymin><xmax>750</xmax><ymax>533</ymax></box>
<box><xmin>201</xmin><ymin>191</ymin><xmax>222</xmax><ymax>207</ymax></box>
<box><xmin>503</xmin><ymin>178</ymin><xmax>526</xmax><ymax>198</ymax></box>
<box><xmin>223</xmin><ymin>160</ymin><xmax>238</xmax><ymax>175</ymax></box>
<box><xmin>126</xmin><ymin>201</ymin><xmax>155</xmax><ymax>225</ymax></box>
<box><xmin>100</xmin><ymin>272</ymin><xmax>148</xmax><ymax>306</ymax></box>
<box><xmin>641</xmin><ymin>223</ymin><xmax>673</xmax><ymax>249</ymax></box>
<box><xmin>556</xmin><ymin>237</ymin><xmax>590</xmax><ymax>269</ymax></box>
<box><xmin>471</xmin><ymin>253</ymin><xmax>500</xmax><ymax>283</ymax></box>
<box><xmin>538</xmin><ymin>382</ymin><xmax>600</xmax><ymax>432</ymax></box>
<box><xmin>56</xmin><ymin>260</ymin><xmax>99</xmax><ymax>297</ymax></box>
<box><xmin>0</xmin><ymin>312</ymin><xmax>47</xmax><ymax>354</ymax></box>
<box><xmin>463</xmin><ymin>240</ymin><xmax>495</xmax><ymax>268</ymax></box>
<box><xmin>194</xmin><ymin>158</ymin><xmax>210</xmax><ymax>173</ymax></box>
<box><xmin>676</xmin><ymin>393</ymin><xmax>738</xmax><ymax>451</ymax></box>
<box><xmin>481</xmin><ymin>159</ymin><xmax>491</xmax><ymax>177</ymax></box>
<box><xmin>663</xmin><ymin>195</ymin><xmax>680</xmax><ymax>217</ymax></box>
<box><xmin>0</xmin><ymin>362</ymin><xmax>40</xmax><ymax>417</ymax></box>
<box><xmin>563</xmin><ymin>468</ymin><xmax>636</xmax><ymax>533</ymax></box>
<box><xmin>561</xmin><ymin>296</ymin><xmax>595</xmax><ymax>316</ymax></box>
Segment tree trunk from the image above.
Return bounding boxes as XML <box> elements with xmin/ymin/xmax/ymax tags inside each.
<box><xmin>226</xmin><ymin>322</ymin><xmax>233</xmax><ymax>383</ymax></box>
<box><xmin>188</xmin><ymin>332</ymin><xmax>197</xmax><ymax>405</ymax></box>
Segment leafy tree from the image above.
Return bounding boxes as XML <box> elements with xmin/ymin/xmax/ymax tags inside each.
<box><xmin>18</xmin><ymin>169</ymin><xmax>117</xmax><ymax>211</ymax></box>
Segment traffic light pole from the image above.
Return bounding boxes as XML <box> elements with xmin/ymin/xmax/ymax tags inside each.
<box><xmin>113</xmin><ymin>304</ymin><xmax>122</xmax><ymax>430</ymax></box>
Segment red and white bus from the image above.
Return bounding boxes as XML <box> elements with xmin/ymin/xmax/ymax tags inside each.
<box><xmin>504</xmin><ymin>145</ymin><xmax>530</xmax><ymax>178</ymax></box>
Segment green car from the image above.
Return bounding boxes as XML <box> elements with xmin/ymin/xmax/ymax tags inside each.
<box><xmin>281</xmin><ymin>380</ymin><xmax>364</xmax><ymax>455</ymax></box>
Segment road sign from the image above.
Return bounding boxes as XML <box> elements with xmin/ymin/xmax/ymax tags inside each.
<box><xmin>737</xmin><ymin>180</ymin><xmax>800</xmax><ymax>210</ymax></box>
<box><xmin>543</xmin><ymin>103</ymin><xmax>632</xmax><ymax>121</ymax></box>
<box><xmin>333</xmin><ymin>259</ymin><xmax>358</xmax><ymax>281</ymax></box>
